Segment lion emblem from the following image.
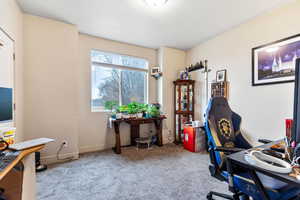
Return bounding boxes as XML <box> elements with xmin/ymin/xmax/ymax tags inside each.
<box><xmin>218</xmin><ymin>118</ymin><xmax>232</xmax><ymax>139</ymax></box>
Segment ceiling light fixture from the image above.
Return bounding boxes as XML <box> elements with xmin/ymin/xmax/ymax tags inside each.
<box><xmin>145</xmin><ymin>0</ymin><xmax>168</xmax><ymax>7</ymax></box>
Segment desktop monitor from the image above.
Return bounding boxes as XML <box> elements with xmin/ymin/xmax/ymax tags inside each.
<box><xmin>0</xmin><ymin>87</ymin><xmax>13</xmax><ymax>122</ymax></box>
<box><xmin>293</xmin><ymin>58</ymin><xmax>300</xmax><ymax>144</ymax></box>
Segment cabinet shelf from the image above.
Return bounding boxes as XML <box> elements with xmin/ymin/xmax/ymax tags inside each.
<box><xmin>175</xmin><ymin>111</ymin><xmax>194</xmax><ymax>114</ymax></box>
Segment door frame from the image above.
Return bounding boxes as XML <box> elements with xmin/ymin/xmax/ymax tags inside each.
<box><xmin>0</xmin><ymin>26</ymin><xmax>16</xmax><ymax>127</ymax></box>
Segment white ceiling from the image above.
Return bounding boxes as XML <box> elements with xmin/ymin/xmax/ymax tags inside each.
<box><xmin>17</xmin><ymin>0</ymin><xmax>293</xmax><ymax>50</ymax></box>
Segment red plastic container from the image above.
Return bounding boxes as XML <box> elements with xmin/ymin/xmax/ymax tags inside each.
<box><xmin>183</xmin><ymin>126</ymin><xmax>196</xmax><ymax>152</ymax></box>
<box><xmin>286</xmin><ymin>119</ymin><xmax>293</xmax><ymax>139</ymax></box>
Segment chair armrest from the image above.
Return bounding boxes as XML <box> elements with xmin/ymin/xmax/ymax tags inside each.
<box><xmin>214</xmin><ymin>146</ymin><xmax>246</xmax><ymax>153</ymax></box>
<box><xmin>258</xmin><ymin>139</ymin><xmax>273</xmax><ymax>144</ymax></box>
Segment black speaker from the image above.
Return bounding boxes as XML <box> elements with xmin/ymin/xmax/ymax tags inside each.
<box><xmin>35</xmin><ymin>152</ymin><xmax>47</xmax><ymax>172</ymax></box>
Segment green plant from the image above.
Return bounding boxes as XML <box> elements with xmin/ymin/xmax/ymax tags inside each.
<box><xmin>104</xmin><ymin>101</ymin><xmax>118</xmax><ymax>112</ymax></box>
<box><xmin>117</xmin><ymin>103</ymin><xmax>150</xmax><ymax>115</ymax></box>
<box><xmin>117</xmin><ymin>105</ymin><xmax>128</xmax><ymax>113</ymax></box>
<box><xmin>147</xmin><ymin>105</ymin><xmax>160</xmax><ymax>117</ymax></box>
<box><xmin>138</xmin><ymin>103</ymin><xmax>148</xmax><ymax>113</ymax></box>
<box><xmin>127</xmin><ymin>102</ymin><xmax>140</xmax><ymax>114</ymax></box>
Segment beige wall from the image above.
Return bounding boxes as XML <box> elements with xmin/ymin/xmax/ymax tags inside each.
<box><xmin>186</xmin><ymin>1</ymin><xmax>300</xmax><ymax>144</ymax></box>
<box><xmin>158</xmin><ymin>47</ymin><xmax>186</xmax><ymax>143</ymax></box>
<box><xmin>23</xmin><ymin>15</ymin><xmax>80</xmax><ymax>162</ymax></box>
<box><xmin>22</xmin><ymin>14</ymin><xmax>159</xmax><ymax>158</ymax></box>
<box><xmin>78</xmin><ymin>34</ymin><xmax>158</xmax><ymax>153</ymax></box>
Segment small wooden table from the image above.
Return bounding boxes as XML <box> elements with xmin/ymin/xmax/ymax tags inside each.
<box><xmin>0</xmin><ymin>145</ymin><xmax>44</xmax><ymax>200</ymax></box>
<box><xmin>111</xmin><ymin>116</ymin><xmax>166</xmax><ymax>154</ymax></box>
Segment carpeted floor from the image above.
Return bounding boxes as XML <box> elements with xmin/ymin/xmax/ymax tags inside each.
<box><xmin>37</xmin><ymin>144</ymin><xmax>228</xmax><ymax>200</ymax></box>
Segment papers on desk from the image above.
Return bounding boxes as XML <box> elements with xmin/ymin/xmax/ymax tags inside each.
<box><xmin>9</xmin><ymin>138</ymin><xmax>54</xmax><ymax>151</ymax></box>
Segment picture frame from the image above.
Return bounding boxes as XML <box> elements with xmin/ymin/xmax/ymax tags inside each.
<box><xmin>216</xmin><ymin>69</ymin><xmax>227</xmax><ymax>82</ymax></box>
<box><xmin>252</xmin><ymin>33</ymin><xmax>300</xmax><ymax>86</ymax></box>
<box><xmin>151</xmin><ymin>67</ymin><xmax>160</xmax><ymax>75</ymax></box>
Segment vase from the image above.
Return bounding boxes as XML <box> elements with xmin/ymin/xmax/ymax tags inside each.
<box><xmin>116</xmin><ymin>113</ymin><xmax>122</xmax><ymax>119</ymax></box>
<box><xmin>129</xmin><ymin>114</ymin><xmax>137</xmax><ymax>118</ymax></box>
<box><xmin>123</xmin><ymin>114</ymin><xmax>130</xmax><ymax>119</ymax></box>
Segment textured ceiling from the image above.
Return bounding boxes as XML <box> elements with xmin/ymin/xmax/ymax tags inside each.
<box><xmin>17</xmin><ymin>0</ymin><xmax>294</xmax><ymax>50</ymax></box>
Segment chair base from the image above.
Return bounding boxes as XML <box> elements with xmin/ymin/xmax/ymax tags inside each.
<box><xmin>207</xmin><ymin>191</ymin><xmax>249</xmax><ymax>200</ymax></box>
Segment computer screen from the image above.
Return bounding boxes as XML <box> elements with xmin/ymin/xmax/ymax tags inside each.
<box><xmin>293</xmin><ymin>58</ymin><xmax>300</xmax><ymax>144</ymax></box>
<box><xmin>0</xmin><ymin>87</ymin><xmax>13</xmax><ymax>122</ymax></box>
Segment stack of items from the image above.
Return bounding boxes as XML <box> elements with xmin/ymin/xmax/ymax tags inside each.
<box><xmin>0</xmin><ymin>127</ymin><xmax>16</xmax><ymax>145</ymax></box>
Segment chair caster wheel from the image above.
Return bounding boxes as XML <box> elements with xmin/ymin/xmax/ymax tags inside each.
<box><xmin>207</xmin><ymin>193</ymin><xmax>213</xmax><ymax>200</ymax></box>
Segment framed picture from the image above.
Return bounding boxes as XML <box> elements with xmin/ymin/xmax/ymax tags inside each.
<box><xmin>151</xmin><ymin>67</ymin><xmax>160</xmax><ymax>75</ymax></box>
<box><xmin>252</xmin><ymin>34</ymin><xmax>300</xmax><ymax>86</ymax></box>
<box><xmin>216</xmin><ymin>69</ymin><xmax>227</xmax><ymax>82</ymax></box>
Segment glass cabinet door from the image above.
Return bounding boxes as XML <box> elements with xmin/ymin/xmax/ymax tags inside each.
<box><xmin>175</xmin><ymin>84</ymin><xmax>194</xmax><ymax>112</ymax></box>
<box><xmin>181</xmin><ymin>85</ymin><xmax>188</xmax><ymax>111</ymax></box>
<box><xmin>189</xmin><ymin>84</ymin><xmax>193</xmax><ymax>111</ymax></box>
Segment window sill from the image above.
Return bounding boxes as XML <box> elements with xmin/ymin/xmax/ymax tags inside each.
<box><xmin>91</xmin><ymin>107</ymin><xmax>111</xmax><ymax>113</ymax></box>
<box><xmin>91</xmin><ymin>106</ymin><xmax>110</xmax><ymax>113</ymax></box>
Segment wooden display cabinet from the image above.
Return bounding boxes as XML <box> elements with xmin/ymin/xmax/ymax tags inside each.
<box><xmin>173</xmin><ymin>80</ymin><xmax>195</xmax><ymax>144</ymax></box>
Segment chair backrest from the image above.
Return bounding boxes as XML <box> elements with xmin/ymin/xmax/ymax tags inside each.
<box><xmin>205</xmin><ymin>97</ymin><xmax>251</xmax><ymax>169</ymax></box>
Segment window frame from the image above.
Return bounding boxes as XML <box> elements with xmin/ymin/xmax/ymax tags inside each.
<box><xmin>91</xmin><ymin>50</ymin><xmax>149</xmax><ymax>112</ymax></box>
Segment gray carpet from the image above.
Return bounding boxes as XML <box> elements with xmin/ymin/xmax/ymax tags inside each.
<box><xmin>37</xmin><ymin>144</ymin><xmax>228</xmax><ymax>200</ymax></box>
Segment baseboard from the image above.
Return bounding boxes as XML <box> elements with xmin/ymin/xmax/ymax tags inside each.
<box><xmin>79</xmin><ymin>140</ymin><xmax>174</xmax><ymax>154</ymax></box>
<box><xmin>43</xmin><ymin>140</ymin><xmax>174</xmax><ymax>164</ymax></box>
<box><xmin>79</xmin><ymin>144</ymin><xmax>114</xmax><ymax>154</ymax></box>
<box><xmin>41</xmin><ymin>152</ymin><xmax>79</xmax><ymax>165</ymax></box>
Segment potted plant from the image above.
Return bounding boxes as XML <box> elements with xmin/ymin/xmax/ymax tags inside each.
<box><xmin>136</xmin><ymin>103</ymin><xmax>144</xmax><ymax>118</ymax></box>
<box><xmin>127</xmin><ymin>102</ymin><xmax>140</xmax><ymax>118</ymax></box>
<box><xmin>117</xmin><ymin>105</ymin><xmax>129</xmax><ymax>119</ymax></box>
<box><xmin>147</xmin><ymin>105</ymin><xmax>160</xmax><ymax>118</ymax></box>
<box><xmin>114</xmin><ymin>110</ymin><xmax>122</xmax><ymax>119</ymax></box>
<box><xmin>139</xmin><ymin>103</ymin><xmax>148</xmax><ymax>118</ymax></box>
<box><xmin>105</xmin><ymin>101</ymin><xmax>118</xmax><ymax>118</ymax></box>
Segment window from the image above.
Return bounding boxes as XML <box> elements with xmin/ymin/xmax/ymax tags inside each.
<box><xmin>91</xmin><ymin>50</ymin><xmax>149</xmax><ymax>112</ymax></box>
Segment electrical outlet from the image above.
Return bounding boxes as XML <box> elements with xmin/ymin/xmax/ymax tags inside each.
<box><xmin>62</xmin><ymin>140</ymin><xmax>68</xmax><ymax>148</ymax></box>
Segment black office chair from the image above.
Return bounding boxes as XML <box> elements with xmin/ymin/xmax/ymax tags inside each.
<box><xmin>204</xmin><ymin>97</ymin><xmax>300</xmax><ymax>200</ymax></box>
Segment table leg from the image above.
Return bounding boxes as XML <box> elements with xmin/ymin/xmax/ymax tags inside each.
<box><xmin>226</xmin><ymin>158</ymin><xmax>236</xmax><ymax>194</ymax></box>
<box><xmin>130</xmin><ymin>124</ymin><xmax>140</xmax><ymax>146</ymax></box>
<box><xmin>248</xmin><ymin>170</ymin><xmax>270</xmax><ymax>200</ymax></box>
<box><xmin>229</xmin><ymin>159</ymin><xmax>270</xmax><ymax>200</ymax></box>
<box><xmin>113</xmin><ymin>122</ymin><xmax>121</xmax><ymax>154</ymax></box>
<box><xmin>154</xmin><ymin>119</ymin><xmax>163</xmax><ymax>146</ymax></box>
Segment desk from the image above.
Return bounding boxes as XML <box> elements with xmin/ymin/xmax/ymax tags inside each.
<box><xmin>227</xmin><ymin>140</ymin><xmax>300</xmax><ymax>200</ymax></box>
<box><xmin>112</xmin><ymin>116</ymin><xmax>166</xmax><ymax>154</ymax></box>
<box><xmin>0</xmin><ymin>145</ymin><xmax>44</xmax><ymax>200</ymax></box>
